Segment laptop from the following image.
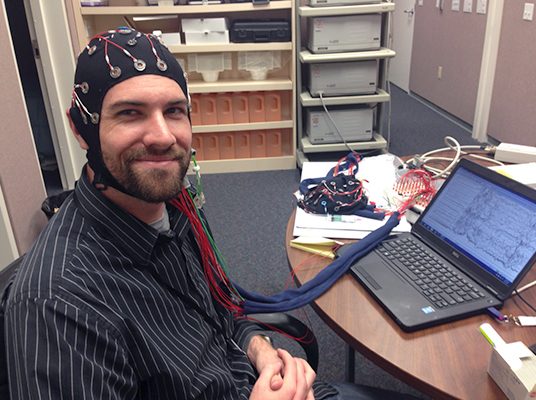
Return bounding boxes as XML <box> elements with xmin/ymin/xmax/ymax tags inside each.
<box><xmin>342</xmin><ymin>158</ymin><xmax>536</xmax><ymax>332</ymax></box>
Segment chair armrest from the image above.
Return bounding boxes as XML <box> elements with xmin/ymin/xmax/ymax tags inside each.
<box><xmin>247</xmin><ymin>312</ymin><xmax>319</xmax><ymax>372</ymax></box>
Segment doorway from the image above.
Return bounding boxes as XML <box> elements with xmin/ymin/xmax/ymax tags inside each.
<box><xmin>4</xmin><ymin>0</ymin><xmax>62</xmax><ymax>196</ymax></box>
<box><xmin>389</xmin><ymin>0</ymin><xmax>416</xmax><ymax>93</ymax></box>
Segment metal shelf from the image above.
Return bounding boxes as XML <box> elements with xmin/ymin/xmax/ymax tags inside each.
<box><xmin>300</xmin><ymin>132</ymin><xmax>387</xmax><ymax>154</ymax></box>
<box><xmin>298</xmin><ymin>2</ymin><xmax>395</xmax><ymax>17</ymax></box>
<box><xmin>299</xmin><ymin>47</ymin><xmax>395</xmax><ymax>63</ymax></box>
<box><xmin>300</xmin><ymin>89</ymin><xmax>390</xmax><ymax>107</ymax></box>
<box><xmin>295</xmin><ymin>1</ymin><xmax>394</xmax><ymax>164</ymax></box>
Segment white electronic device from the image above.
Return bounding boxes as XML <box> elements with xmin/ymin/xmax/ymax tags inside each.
<box><xmin>307</xmin><ymin>61</ymin><xmax>377</xmax><ymax>97</ymax></box>
<box><xmin>308</xmin><ymin>0</ymin><xmax>381</xmax><ymax>6</ymax></box>
<box><xmin>305</xmin><ymin>107</ymin><xmax>373</xmax><ymax>144</ymax></box>
<box><xmin>308</xmin><ymin>14</ymin><xmax>381</xmax><ymax>53</ymax></box>
<box><xmin>494</xmin><ymin>142</ymin><xmax>536</xmax><ymax>164</ymax></box>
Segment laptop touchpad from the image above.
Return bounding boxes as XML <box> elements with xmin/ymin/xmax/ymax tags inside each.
<box><xmin>358</xmin><ymin>262</ymin><xmax>406</xmax><ymax>291</ymax></box>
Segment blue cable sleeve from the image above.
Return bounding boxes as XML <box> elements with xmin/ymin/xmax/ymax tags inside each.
<box><xmin>239</xmin><ymin>212</ymin><xmax>400</xmax><ymax>314</ymax></box>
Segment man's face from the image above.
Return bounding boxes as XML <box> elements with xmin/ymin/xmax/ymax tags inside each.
<box><xmin>99</xmin><ymin>75</ymin><xmax>192</xmax><ymax>203</ymax></box>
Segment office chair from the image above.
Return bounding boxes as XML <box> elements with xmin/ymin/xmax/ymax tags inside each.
<box><xmin>0</xmin><ymin>255</ymin><xmax>24</xmax><ymax>399</ymax></box>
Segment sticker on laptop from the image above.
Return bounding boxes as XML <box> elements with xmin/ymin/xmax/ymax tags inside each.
<box><xmin>422</xmin><ymin>306</ymin><xmax>436</xmax><ymax>314</ymax></box>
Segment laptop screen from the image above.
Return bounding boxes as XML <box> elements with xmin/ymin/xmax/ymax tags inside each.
<box><xmin>417</xmin><ymin>165</ymin><xmax>536</xmax><ymax>287</ymax></box>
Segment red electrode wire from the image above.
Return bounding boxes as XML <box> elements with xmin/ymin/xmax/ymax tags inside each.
<box><xmin>171</xmin><ymin>190</ymin><xmax>244</xmax><ymax>317</ymax></box>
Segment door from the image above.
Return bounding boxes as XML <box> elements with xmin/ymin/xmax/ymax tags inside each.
<box><xmin>389</xmin><ymin>0</ymin><xmax>416</xmax><ymax>93</ymax></box>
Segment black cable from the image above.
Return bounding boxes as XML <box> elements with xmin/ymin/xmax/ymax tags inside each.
<box><xmin>514</xmin><ymin>289</ymin><xmax>536</xmax><ymax>313</ymax></box>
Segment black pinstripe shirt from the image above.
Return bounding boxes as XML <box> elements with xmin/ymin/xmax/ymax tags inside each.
<box><xmin>4</xmin><ymin>170</ymin><xmax>263</xmax><ymax>399</ymax></box>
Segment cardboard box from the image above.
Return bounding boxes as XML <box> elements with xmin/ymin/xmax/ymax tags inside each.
<box><xmin>487</xmin><ymin>341</ymin><xmax>536</xmax><ymax>400</ymax></box>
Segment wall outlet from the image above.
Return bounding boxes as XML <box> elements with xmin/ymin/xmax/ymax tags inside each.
<box><xmin>476</xmin><ymin>0</ymin><xmax>486</xmax><ymax>14</ymax></box>
<box><xmin>523</xmin><ymin>3</ymin><xmax>534</xmax><ymax>21</ymax></box>
<box><xmin>452</xmin><ymin>0</ymin><xmax>460</xmax><ymax>11</ymax></box>
<box><xmin>464</xmin><ymin>0</ymin><xmax>473</xmax><ymax>13</ymax></box>
<box><xmin>438</xmin><ymin>66</ymin><xmax>443</xmax><ymax>79</ymax></box>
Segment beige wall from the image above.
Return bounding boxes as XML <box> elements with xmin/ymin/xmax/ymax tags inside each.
<box><xmin>409</xmin><ymin>0</ymin><xmax>487</xmax><ymax>125</ymax></box>
<box><xmin>0</xmin><ymin>0</ymin><xmax>48</xmax><ymax>256</ymax></box>
<box><xmin>487</xmin><ymin>2</ymin><xmax>536</xmax><ymax>146</ymax></box>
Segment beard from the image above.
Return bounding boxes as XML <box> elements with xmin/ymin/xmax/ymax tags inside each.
<box><xmin>103</xmin><ymin>146</ymin><xmax>190</xmax><ymax>203</ymax></box>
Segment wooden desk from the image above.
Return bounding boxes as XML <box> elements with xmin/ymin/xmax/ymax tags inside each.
<box><xmin>286</xmin><ymin>210</ymin><xmax>536</xmax><ymax>400</ymax></box>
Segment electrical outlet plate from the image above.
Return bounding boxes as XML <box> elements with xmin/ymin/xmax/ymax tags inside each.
<box><xmin>452</xmin><ymin>0</ymin><xmax>460</xmax><ymax>11</ymax></box>
<box><xmin>463</xmin><ymin>0</ymin><xmax>473</xmax><ymax>13</ymax></box>
<box><xmin>476</xmin><ymin>0</ymin><xmax>486</xmax><ymax>14</ymax></box>
<box><xmin>523</xmin><ymin>3</ymin><xmax>534</xmax><ymax>21</ymax></box>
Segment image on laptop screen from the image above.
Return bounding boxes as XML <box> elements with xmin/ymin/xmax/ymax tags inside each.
<box><xmin>418</xmin><ymin>166</ymin><xmax>536</xmax><ymax>287</ymax></box>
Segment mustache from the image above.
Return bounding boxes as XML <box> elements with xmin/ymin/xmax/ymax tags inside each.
<box><xmin>122</xmin><ymin>147</ymin><xmax>187</xmax><ymax>163</ymax></box>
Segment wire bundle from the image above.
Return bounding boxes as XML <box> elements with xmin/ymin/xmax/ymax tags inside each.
<box><xmin>406</xmin><ymin>136</ymin><xmax>503</xmax><ymax>178</ymax></box>
<box><xmin>171</xmin><ymin>189</ymin><xmax>245</xmax><ymax>317</ymax></box>
<box><xmin>391</xmin><ymin>169</ymin><xmax>437</xmax><ymax>214</ymax></box>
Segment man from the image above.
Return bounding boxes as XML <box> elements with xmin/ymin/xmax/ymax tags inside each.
<box><xmin>3</xmin><ymin>29</ymin><xmax>420</xmax><ymax>400</ymax></box>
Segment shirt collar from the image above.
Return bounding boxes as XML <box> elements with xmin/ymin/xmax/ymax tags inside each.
<box><xmin>74</xmin><ymin>165</ymin><xmax>172</xmax><ymax>266</ymax></box>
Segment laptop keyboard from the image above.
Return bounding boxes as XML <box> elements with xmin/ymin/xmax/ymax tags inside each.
<box><xmin>376</xmin><ymin>237</ymin><xmax>488</xmax><ymax>309</ymax></box>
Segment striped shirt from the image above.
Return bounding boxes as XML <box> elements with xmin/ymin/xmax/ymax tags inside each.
<box><xmin>4</xmin><ymin>169</ymin><xmax>263</xmax><ymax>399</ymax></box>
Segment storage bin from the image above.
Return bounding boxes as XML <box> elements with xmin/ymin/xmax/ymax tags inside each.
<box><xmin>219</xmin><ymin>133</ymin><xmax>235</xmax><ymax>159</ymax></box>
<box><xmin>250</xmin><ymin>130</ymin><xmax>267</xmax><ymax>158</ymax></box>
<box><xmin>232</xmin><ymin>93</ymin><xmax>249</xmax><ymax>123</ymax></box>
<box><xmin>248</xmin><ymin>92</ymin><xmax>265</xmax><ymax>123</ymax></box>
<box><xmin>202</xmin><ymin>133</ymin><xmax>220</xmax><ymax>160</ymax></box>
<box><xmin>264</xmin><ymin>91</ymin><xmax>281</xmax><ymax>122</ymax></box>
<box><xmin>266</xmin><ymin>129</ymin><xmax>282</xmax><ymax>157</ymax></box>
<box><xmin>234</xmin><ymin>132</ymin><xmax>251</xmax><ymax>159</ymax></box>
<box><xmin>189</xmin><ymin>94</ymin><xmax>201</xmax><ymax>126</ymax></box>
<box><xmin>192</xmin><ymin>134</ymin><xmax>204</xmax><ymax>161</ymax></box>
<box><xmin>216</xmin><ymin>93</ymin><xmax>234</xmax><ymax>124</ymax></box>
<box><xmin>200</xmin><ymin>94</ymin><xmax>218</xmax><ymax>125</ymax></box>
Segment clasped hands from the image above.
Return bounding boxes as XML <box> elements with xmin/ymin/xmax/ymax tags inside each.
<box><xmin>247</xmin><ymin>335</ymin><xmax>316</xmax><ymax>400</ymax></box>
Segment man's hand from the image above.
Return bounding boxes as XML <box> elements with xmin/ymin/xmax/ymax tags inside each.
<box><xmin>249</xmin><ymin>348</ymin><xmax>316</xmax><ymax>400</ymax></box>
<box><xmin>247</xmin><ymin>335</ymin><xmax>284</xmax><ymax>390</ymax></box>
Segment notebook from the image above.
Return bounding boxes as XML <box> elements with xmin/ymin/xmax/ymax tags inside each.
<box><xmin>342</xmin><ymin>158</ymin><xmax>536</xmax><ymax>332</ymax></box>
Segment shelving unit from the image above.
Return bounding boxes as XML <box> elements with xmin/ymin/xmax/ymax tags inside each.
<box><xmin>295</xmin><ymin>1</ymin><xmax>395</xmax><ymax>166</ymax></box>
<box><xmin>69</xmin><ymin>0</ymin><xmax>296</xmax><ymax>174</ymax></box>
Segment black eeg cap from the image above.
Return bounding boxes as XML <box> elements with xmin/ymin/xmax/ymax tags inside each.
<box><xmin>69</xmin><ymin>28</ymin><xmax>190</xmax><ymax>193</ymax></box>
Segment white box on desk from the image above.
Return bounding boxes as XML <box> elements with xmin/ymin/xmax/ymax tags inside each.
<box><xmin>487</xmin><ymin>341</ymin><xmax>536</xmax><ymax>400</ymax></box>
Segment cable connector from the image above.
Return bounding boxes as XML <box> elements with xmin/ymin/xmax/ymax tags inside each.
<box><xmin>412</xmin><ymin>155</ymin><xmax>424</xmax><ymax>169</ymax></box>
<box><xmin>484</xmin><ymin>145</ymin><xmax>497</xmax><ymax>153</ymax></box>
<box><xmin>487</xmin><ymin>306</ymin><xmax>505</xmax><ymax>321</ymax></box>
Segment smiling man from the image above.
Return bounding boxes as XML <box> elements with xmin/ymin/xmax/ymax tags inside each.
<box><xmin>2</xmin><ymin>29</ymin><xmax>422</xmax><ymax>400</ymax></box>
<box><xmin>2</xmin><ymin>28</ymin><xmax>320</xmax><ymax>400</ymax></box>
